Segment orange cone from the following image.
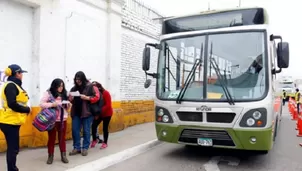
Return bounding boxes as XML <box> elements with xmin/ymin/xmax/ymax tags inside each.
<box><xmin>289</xmin><ymin>97</ymin><xmax>292</xmax><ymax>109</ymax></box>
<box><xmin>293</xmin><ymin>107</ymin><xmax>298</xmax><ymax>120</ymax></box>
<box><xmin>289</xmin><ymin>98</ymin><xmax>294</xmax><ymax>116</ymax></box>
<box><xmin>297</xmin><ymin>114</ymin><xmax>302</xmax><ymax>137</ymax></box>
<box><xmin>297</xmin><ymin>113</ymin><xmax>301</xmax><ymax>130</ymax></box>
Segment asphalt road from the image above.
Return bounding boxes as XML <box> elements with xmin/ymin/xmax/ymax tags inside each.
<box><xmin>104</xmin><ymin>105</ymin><xmax>302</xmax><ymax>171</ymax></box>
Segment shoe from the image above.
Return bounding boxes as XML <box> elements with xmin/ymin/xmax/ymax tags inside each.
<box><xmin>100</xmin><ymin>143</ymin><xmax>108</xmax><ymax>149</ymax></box>
<box><xmin>46</xmin><ymin>154</ymin><xmax>54</xmax><ymax>164</ymax></box>
<box><xmin>98</xmin><ymin>137</ymin><xmax>103</xmax><ymax>144</ymax></box>
<box><xmin>69</xmin><ymin>149</ymin><xmax>81</xmax><ymax>156</ymax></box>
<box><xmin>90</xmin><ymin>140</ymin><xmax>97</xmax><ymax>148</ymax></box>
<box><xmin>61</xmin><ymin>152</ymin><xmax>69</xmax><ymax>163</ymax></box>
<box><xmin>82</xmin><ymin>149</ymin><xmax>88</xmax><ymax>156</ymax></box>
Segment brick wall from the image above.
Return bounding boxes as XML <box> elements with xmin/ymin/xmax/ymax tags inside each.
<box><xmin>120</xmin><ymin>0</ymin><xmax>163</xmax><ymax>101</ymax></box>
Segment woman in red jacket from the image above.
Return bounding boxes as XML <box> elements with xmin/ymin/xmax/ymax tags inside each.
<box><xmin>90</xmin><ymin>81</ymin><xmax>113</xmax><ymax>149</ymax></box>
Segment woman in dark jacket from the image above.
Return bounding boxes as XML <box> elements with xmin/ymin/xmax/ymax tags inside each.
<box><xmin>68</xmin><ymin>71</ymin><xmax>100</xmax><ymax>156</ymax></box>
<box><xmin>0</xmin><ymin>64</ymin><xmax>31</xmax><ymax>171</ymax></box>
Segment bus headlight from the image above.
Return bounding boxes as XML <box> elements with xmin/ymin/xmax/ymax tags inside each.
<box><xmin>246</xmin><ymin>118</ymin><xmax>255</xmax><ymax>126</ymax></box>
<box><xmin>155</xmin><ymin>106</ymin><xmax>173</xmax><ymax>123</ymax></box>
<box><xmin>252</xmin><ymin>111</ymin><xmax>262</xmax><ymax>120</ymax></box>
<box><xmin>158</xmin><ymin>109</ymin><xmax>164</xmax><ymax>116</ymax></box>
<box><xmin>162</xmin><ymin>115</ymin><xmax>169</xmax><ymax>122</ymax></box>
<box><xmin>239</xmin><ymin>108</ymin><xmax>267</xmax><ymax>127</ymax></box>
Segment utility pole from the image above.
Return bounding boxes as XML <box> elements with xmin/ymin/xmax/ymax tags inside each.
<box><xmin>238</xmin><ymin>0</ymin><xmax>241</xmax><ymax>7</ymax></box>
<box><xmin>208</xmin><ymin>2</ymin><xmax>210</xmax><ymax>10</ymax></box>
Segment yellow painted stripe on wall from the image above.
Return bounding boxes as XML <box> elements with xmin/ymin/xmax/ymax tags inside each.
<box><xmin>0</xmin><ymin>100</ymin><xmax>155</xmax><ymax>152</ymax></box>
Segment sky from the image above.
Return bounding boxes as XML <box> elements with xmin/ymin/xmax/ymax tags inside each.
<box><xmin>142</xmin><ymin>0</ymin><xmax>302</xmax><ymax>80</ymax></box>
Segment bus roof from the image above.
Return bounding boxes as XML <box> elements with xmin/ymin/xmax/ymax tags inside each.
<box><xmin>162</xmin><ymin>7</ymin><xmax>269</xmax><ymax>35</ymax></box>
<box><xmin>166</xmin><ymin>7</ymin><xmax>268</xmax><ymax>20</ymax></box>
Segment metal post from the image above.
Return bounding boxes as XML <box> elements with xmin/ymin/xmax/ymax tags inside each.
<box><xmin>176</xmin><ymin>50</ymin><xmax>181</xmax><ymax>89</ymax></box>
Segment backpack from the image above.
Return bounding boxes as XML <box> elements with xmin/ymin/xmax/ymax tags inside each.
<box><xmin>32</xmin><ymin>92</ymin><xmax>57</xmax><ymax>132</ymax></box>
<box><xmin>89</xmin><ymin>85</ymin><xmax>104</xmax><ymax>116</ymax></box>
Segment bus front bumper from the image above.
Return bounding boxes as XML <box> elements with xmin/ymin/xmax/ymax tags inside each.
<box><xmin>156</xmin><ymin>123</ymin><xmax>273</xmax><ymax>151</ymax></box>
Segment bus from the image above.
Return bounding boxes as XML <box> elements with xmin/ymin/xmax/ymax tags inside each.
<box><xmin>277</xmin><ymin>76</ymin><xmax>295</xmax><ymax>100</ymax></box>
<box><xmin>141</xmin><ymin>7</ymin><xmax>289</xmax><ymax>154</ymax></box>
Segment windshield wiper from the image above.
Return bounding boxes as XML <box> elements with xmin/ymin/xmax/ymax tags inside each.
<box><xmin>176</xmin><ymin>43</ymin><xmax>203</xmax><ymax>104</ymax></box>
<box><xmin>209</xmin><ymin>42</ymin><xmax>235</xmax><ymax>105</ymax></box>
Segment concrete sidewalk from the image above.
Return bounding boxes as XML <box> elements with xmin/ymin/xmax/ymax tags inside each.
<box><xmin>0</xmin><ymin>122</ymin><xmax>158</xmax><ymax>171</ymax></box>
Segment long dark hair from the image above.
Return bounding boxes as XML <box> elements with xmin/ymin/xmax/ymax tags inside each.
<box><xmin>49</xmin><ymin>78</ymin><xmax>68</xmax><ymax>100</ymax></box>
<box><xmin>74</xmin><ymin>71</ymin><xmax>88</xmax><ymax>89</ymax></box>
<box><xmin>92</xmin><ymin>81</ymin><xmax>105</xmax><ymax>93</ymax></box>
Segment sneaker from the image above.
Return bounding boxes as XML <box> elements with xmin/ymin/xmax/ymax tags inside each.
<box><xmin>98</xmin><ymin>138</ymin><xmax>103</xmax><ymax>144</ymax></box>
<box><xmin>69</xmin><ymin>149</ymin><xmax>81</xmax><ymax>156</ymax></box>
<box><xmin>82</xmin><ymin>149</ymin><xmax>88</xmax><ymax>156</ymax></box>
<box><xmin>90</xmin><ymin>140</ymin><xmax>97</xmax><ymax>148</ymax></box>
<box><xmin>100</xmin><ymin>143</ymin><xmax>108</xmax><ymax>149</ymax></box>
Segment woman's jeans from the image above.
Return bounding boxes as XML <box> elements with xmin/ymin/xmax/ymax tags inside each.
<box><xmin>72</xmin><ymin>115</ymin><xmax>93</xmax><ymax>151</ymax></box>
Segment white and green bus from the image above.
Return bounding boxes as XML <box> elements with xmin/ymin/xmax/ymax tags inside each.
<box><xmin>142</xmin><ymin>7</ymin><xmax>289</xmax><ymax>154</ymax></box>
<box><xmin>277</xmin><ymin>76</ymin><xmax>295</xmax><ymax>99</ymax></box>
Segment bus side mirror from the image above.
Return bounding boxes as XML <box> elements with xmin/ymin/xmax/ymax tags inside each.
<box><xmin>144</xmin><ymin>79</ymin><xmax>152</xmax><ymax>88</ymax></box>
<box><xmin>277</xmin><ymin>42</ymin><xmax>289</xmax><ymax>68</ymax></box>
<box><xmin>142</xmin><ymin>47</ymin><xmax>151</xmax><ymax>71</ymax></box>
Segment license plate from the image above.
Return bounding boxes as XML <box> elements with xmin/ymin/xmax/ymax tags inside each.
<box><xmin>197</xmin><ymin>138</ymin><xmax>213</xmax><ymax>146</ymax></box>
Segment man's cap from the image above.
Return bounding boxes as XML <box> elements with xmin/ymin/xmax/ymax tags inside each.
<box><xmin>4</xmin><ymin>64</ymin><xmax>27</xmax><ymax>76</ymax></box>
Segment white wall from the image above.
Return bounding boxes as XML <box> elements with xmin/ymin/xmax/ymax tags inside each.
<box><xmin>36</xmin><ymin>0</ymin><xmax>123</xmax><ymax>103</ymax></box>
<box><xmin>0</xmin><ymin>0</ymin><xmax>124</xmax><ymax>106</ymax></box>
<box><xmin>0</xmin><ymin>0</ymin><xmax>33</xmax><ymax>95</ymax></box>
<box><xmin>120</xmin><ymin>0</ymin><xmax>162</xmax><ymax>101</ymax></box>
<box><xmin>0</xmin><ymin>0</ymin><xmax>161</xmax><ymax>105</ymax></box>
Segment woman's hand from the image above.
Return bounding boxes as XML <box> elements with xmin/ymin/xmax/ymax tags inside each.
<box><xmin>52</xmin><ymin>102</ymin><xmax>58</xmax><ymax>107</ymax></box>
<box><xmin>80</xmin><ymin>94</ymin><xmax>90</xmax><ymax>101</ymax></box>
<box><xmin>68</xmin><ymin>95</ymin><xmax>74</xmax><ymax>101</ymax></box>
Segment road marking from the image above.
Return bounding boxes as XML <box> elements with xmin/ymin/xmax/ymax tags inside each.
<box><xmin>65</xmin><ymin>139</ymin><xmax>161</xmax><ymax>171</ymax></box>
<box><xmin>204</xmin><ymin>156</ymin><xmax>240</xmax><ymax>171</ymax></box>
<box><xmin>220</xmin><ymin>156</ymin><xmax>240</xmax><ymax>166</ymax></box>
<box><xmin>204</xmin><ymin>156</ymin><xmax>221</xmax><ymax>171</ymax></box>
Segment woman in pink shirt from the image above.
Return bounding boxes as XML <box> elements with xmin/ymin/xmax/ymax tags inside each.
<box><xmin>40</xmin><ymin>78</ymin><xmax>70</xmax><ymax>164</ymax></box>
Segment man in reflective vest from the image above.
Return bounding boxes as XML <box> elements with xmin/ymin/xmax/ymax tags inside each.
<box><xmin>282</xmin><ymin>90</ymin><xmax>286</xmax><ymax>106</ymax></box>
<box><xmin>295</xmin><ymin>88</ymin><xmax>301</xmax><ymax>114</ymax></box>
<box><xmin>0</xmin><ymin>64</ymin><xmax>31</xmax><ymax>171</ymax></box>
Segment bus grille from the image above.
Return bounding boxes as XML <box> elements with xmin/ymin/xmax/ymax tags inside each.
<box><xmin>206</xmin><ymin>112</ymin><xmax>235</xmax><ymax>123</ymax></box>
<box><xmin>178</xmin><ymin>129</ymin><xmax>235</xmax><ymax>147</ymax></box>
<box><xmin>176</xmin><ymin>112</ymin><xmax>203</xmax><ymax>122</ymax></box>
<box><xmin>176</xmin><ymin>112</ymin><xmax>235</xmax><ymax>123</ymax></box>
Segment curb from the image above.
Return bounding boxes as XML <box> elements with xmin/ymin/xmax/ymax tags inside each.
<box><xmin>65</xmin><ymin>139</ymin><xmax>161</xmax><ymax>171</ymax></box>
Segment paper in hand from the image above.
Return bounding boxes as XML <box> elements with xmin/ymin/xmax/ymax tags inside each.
<box><xmin>70</xmin><ymin>91</ymin><xmax>80</xmax><ymax>97</ymax></box>
<box><xmin>61</xmin><ymin>100</ymin><xmax>70</xmax><ymax>104</ymax></box>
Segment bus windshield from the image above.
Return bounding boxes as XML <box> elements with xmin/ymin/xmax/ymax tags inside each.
<box><xmin>156</xmin><ymin>31</ymin><xmax>267</xmax><ymax>102</ymax></box>
<box><xmin>280</xmin><ymin>82</ymin><xmax>294</xmax><ymax>89</ymax></box>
